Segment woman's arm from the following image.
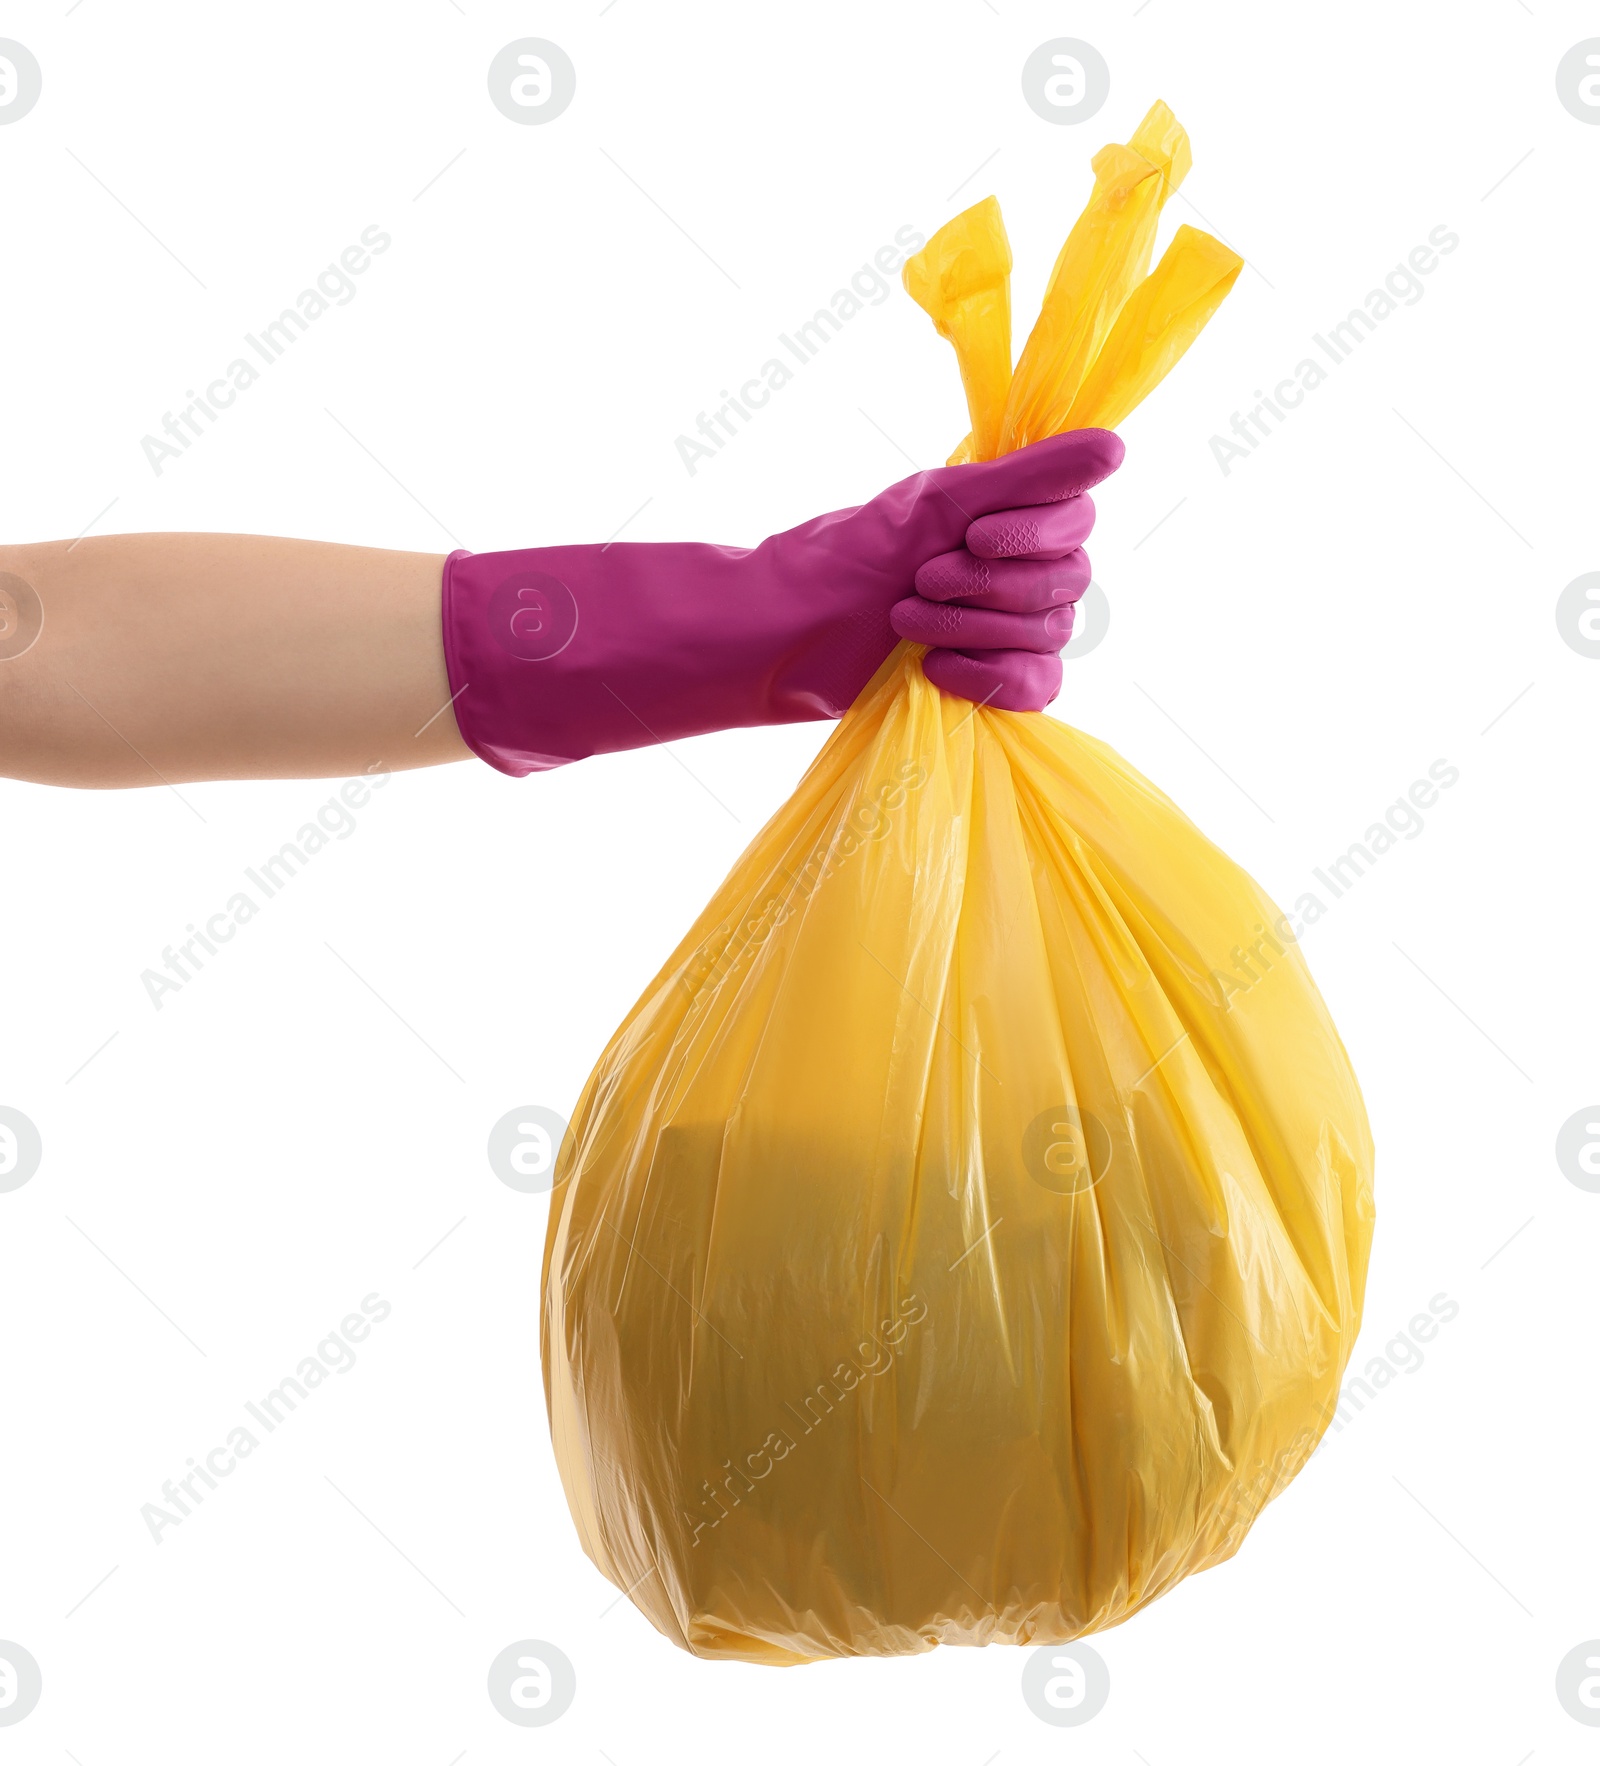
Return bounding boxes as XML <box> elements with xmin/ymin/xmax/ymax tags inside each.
<box><xmin>0</xmin><ymin>433</ymin><xmax>1121</xmax><ymax>789</ymax></box>
<box><xmin>0</xmin><ymin>534</ymin><xmax>469</xmax><ymax>787</ymax></box>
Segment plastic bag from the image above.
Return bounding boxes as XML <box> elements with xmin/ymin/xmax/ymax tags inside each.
<box><xmin>542</xmin><ymin>102</ymin><xmax>1375</xmax><ymax>1664</ymax></box>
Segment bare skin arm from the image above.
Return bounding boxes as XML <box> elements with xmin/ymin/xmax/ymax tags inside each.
<box><xmin>0</xmin><ymin>535</ymin><xmax>470</xmax><ymax>787</ymax></box>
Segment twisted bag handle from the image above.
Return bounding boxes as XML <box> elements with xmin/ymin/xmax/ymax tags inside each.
<box><xmin>903</xmin><ymin>100</ymin><xmax>1242</xmax><ymax>465</ymax></box>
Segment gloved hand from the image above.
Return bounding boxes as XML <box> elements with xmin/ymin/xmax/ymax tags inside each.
<box><xmin>441</xmin><ymin>428</ymin><xmax>1121</xmax><ymax>773</ymax></box>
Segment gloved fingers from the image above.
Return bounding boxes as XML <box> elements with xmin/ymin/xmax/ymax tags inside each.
<box><xmin>925</xmin><ymin>429</ymin><xmax>1124</xmax><ymax>525</ymax></box>
<box><xmin>920</xmin><ymin>646</ymin><xmax>1064</xmax><ymax>713</ymax></box>
<box><xmin>892</xmin><ymin>597</ymin><xmax>1074</xmax><ymax>655</ymax></box>
<box><xmin>914</xmin><ymin>547</ymin><xmax>1091</xmax><ymax>611</ymax></box>
<box><xmin>966</xmin><ymin>494</ymin><xmax>1095</xmax><ymax>561</ymax></box>
<box><xmin>837</xmin><ymin>430</ymin><xmax>1120</xmax><ymax>577</ymax></box>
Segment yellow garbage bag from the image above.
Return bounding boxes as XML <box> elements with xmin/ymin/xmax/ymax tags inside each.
<box><xmin>542</xmin><ymin>101</ymin><xmax>1375</xmax><ymax>1665</ymax></box>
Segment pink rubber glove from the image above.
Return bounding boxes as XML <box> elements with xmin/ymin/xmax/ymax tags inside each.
<box><xmin>441</xmin><ymin>429</ymin><xmax>1121</xmax><ymax>773</ymax></box>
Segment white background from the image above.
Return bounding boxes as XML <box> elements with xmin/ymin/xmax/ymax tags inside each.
<box><xmin>2</xmin><ymin>1</ymin><xmax>1597</xmax><ymax>1760</ymax></box>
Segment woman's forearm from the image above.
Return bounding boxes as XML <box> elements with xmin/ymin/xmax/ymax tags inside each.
<box><xmin>0</xmin><ymin>436</ymin><xmax>1116</xmax><ymax>788</ymax></box>
<box><xmin>0</xmin><ymin>534</ymin><xmax>469</xmax><ymax>787</ymax></box>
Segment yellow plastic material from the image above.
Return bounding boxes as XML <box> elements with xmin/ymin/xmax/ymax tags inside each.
<box><xmin>1001</xmin><ymin>99</ymin><xmax>1195</xmax><ymax>452</ymax></box>
<box><xmin>542</xmin><ymin>103</ymin><xmax>1372</xmax><ymax>1665</ymax></box>
<box><xmin>902</xmin><ymin>195</ymin><xmax>1013</xmax><ymax>463</ymax></box>
<box><xmin>1061</xmin><ymin>223</ymin><xmax>1243</xmax><ymax>433</ymax></box>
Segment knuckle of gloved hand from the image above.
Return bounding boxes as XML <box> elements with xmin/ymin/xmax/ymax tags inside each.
<box><xmin>914</xmin><ymin>550</ymin><xmax>987</xmax><ymax>601</ymax></box>
<box><xmin>1040</xmin><ymin>496</ymin><xmax>1093</xmax><ymax>550</ymax></box>
<box><xmin>1044</xmin><ymin>605</ymin><xmax>1075</xmax><ymax>647</ymax></box>
<box><xmin>929</xmin><ymin>646</ymin><xmax>985</xmax><ymax>689</ymax></box>
<box><xmin>893</xmin><ymin>596</ymin><xmax>957</xmax><ymax>645</ymax></box>
<box><xmin>889</xmin><ymin>597</ymin><xmax>920</xmax><ymax>642</ymax></box>
<box><xmin>1020</xmin><ymin>653</ymin><xmax>1063</xmax><ymax>708</ymax></box>
<box><xmin>1010</xmin><ymin>609</ymin><xmax>1068</xmax><ymax>654</ymax></box>
<box><xmin>968</xmin><ymin>512</ymin><xmax>1040</xmax><ymax>559</ymax></box>
<box><xmin>1018</xmin><ymin>559</ymin><xmax>1066</xmax><ymax>607</ymax></box>
<box><xmin>1049</xmin><ymin>551</ymin><xmax>1092</xmax><ymax>601</ymax></box>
